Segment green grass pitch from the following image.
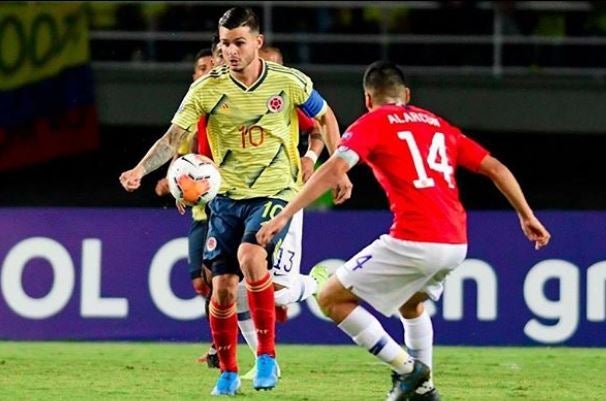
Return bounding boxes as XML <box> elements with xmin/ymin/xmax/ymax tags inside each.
<box><xmin>1</xmin><ymin>342</ymin><xmax>604</xmax><ymax>401</ymax></box>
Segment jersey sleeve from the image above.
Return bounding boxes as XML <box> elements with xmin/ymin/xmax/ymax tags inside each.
<box><xmin>171</xmin><ymin>81</ymin><xmax>206</xmax><ymax>132</ymax></box>
<box><xmin>296</xmin><ymin>108</ymin><xmax>315</xmax><ymax>134</ymax></box>
<box><xmin>339</xmin><ymin>114</ymin><xmax>380</xmax><ymax>163</ymax></box>
<box><xmin>196</xmin><ymin>115</ymin><xmax>213</xmax><ymax>160</ymax></box>
<box><xmin>288</xmin><ymin>68</ymin><xmax>328</xmax><ymax>118</ymax></box>
<box><xmin>177</xmin><ymin>131</ymin><xmax>195</xmax><ymax>155</ymax></box>
<box><xmin>457</xmin><ymin>132</ymin><xmax>490</xmax><ymax>172</ymax></box>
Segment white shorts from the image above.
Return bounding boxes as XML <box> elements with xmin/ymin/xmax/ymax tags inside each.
<box><xmin>336</xmin><ymin>234</ymin><xmax>467</xmax><ymax>317</ymax></box>
<box><xmin>271</xmin><ymin>210</ymin><xmax>303</xmax><ymax>288</ymax></box>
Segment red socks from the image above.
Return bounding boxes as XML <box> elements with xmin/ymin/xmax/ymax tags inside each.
<box><xmin>246</xmin><ymin>273</ymin><xmax>276</xmax><ymax>357</ymax></box>
<box><xmin>209</xmin><ymin>299</ymin><xmax>238</xmax><ymax>372</ymax></box>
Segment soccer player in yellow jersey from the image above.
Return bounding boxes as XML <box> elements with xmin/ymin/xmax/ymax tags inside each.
<box><xmin>119</xmin><ymin>7</ymin><xmax>352</xmax><ymax>396</ymax></box>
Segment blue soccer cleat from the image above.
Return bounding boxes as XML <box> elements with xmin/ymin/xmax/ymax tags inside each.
<box><xmin>211</xmin><ymin>371</ymin><xmax>241</xmax><ymax>396</ymax></box>
<box><xmin>386</xmin><ymin>360</ymin><xmax>431</xmax><ymax>401</ymax></box>
<box><xmin>253</xmin><ymin>354</ymin><xmax>278</xmax><ymax>391</ymax></box>
<box><xmin>242</xmin><ymin>358</ymin><xmax>281</xmax><ymax>381</ymax></box>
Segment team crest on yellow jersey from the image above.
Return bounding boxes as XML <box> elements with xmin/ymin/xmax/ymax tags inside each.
<box><xmin>206</xmin><ymin>236</ymin><xmax>217</xmax><ymax>251</ymax></box>
<box><xmin>267</xmin><ymin>95</ymin><xmax>284</xmax><ymax>113</ymax></box>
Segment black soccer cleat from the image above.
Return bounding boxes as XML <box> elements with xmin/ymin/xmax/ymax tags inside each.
<box><xmin>409</xmin><ymin>387</ymin><xmax>441</xmax><ymax>401</ymax></box>
<box><xmin>386</xmin><ymin>360</ymin><xmax>431</xmax><ymax>401</ymax></box>
<box><xmin>206</xmin><ymin>350</ymin><xmax>220</xmax><ymax>369</ymax></box>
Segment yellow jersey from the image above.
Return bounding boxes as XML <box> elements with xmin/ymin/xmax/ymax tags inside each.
<box><xmin>176</xmin><ymin>130</ymin><xmax>195</xmax><ymax>155</ymax></box>
<box><xmin>191</xmin><ymin>204</ymin><xmax>207</xmax><ymax>221</ymax></box>
<box><xmin>171</xmin><ymin>60</ymin><xmax>326</xmax><ymax>201</ymax></box>
<box><xmin>174</xmin><ymin>130</ymin><xmax>202</xmax><ymax>220</ymax></box>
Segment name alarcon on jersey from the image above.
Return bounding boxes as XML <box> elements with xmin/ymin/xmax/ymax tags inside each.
<box><xmin>387</xmin><ymin>111</ymin><xmax>441</xmax><ymax>127</ymax></box>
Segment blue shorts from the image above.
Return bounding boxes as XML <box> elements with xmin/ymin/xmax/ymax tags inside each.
<box><xmin>204</xmin><ymin>196</ymin><xmax>291</xmax><ymax>277</ymax></box>
<box><xmin>188</xmin><ymin>218</ymin><xmax>209</xmax><ymax>279</ymax></box>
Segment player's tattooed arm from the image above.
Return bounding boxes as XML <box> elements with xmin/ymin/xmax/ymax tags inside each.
<box><xmin>119</xmin><ymin>124</ymin><xmax>190</xmax><ymax>192</ymax></box>
<box><xmin>138</xmin><ymin>124</ymin><xmax>190</xmax><ymax>175</ymax></box>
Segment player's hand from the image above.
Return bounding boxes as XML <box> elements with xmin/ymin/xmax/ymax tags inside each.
<box><xmin>256</xmin><ymin>215</ymin><xmax>289</xmax><ymax>247</ymax></box>
<box><xmin>155</xmin><ymin>178</ymin><xmax>170</xmax><ymax>196</ymax></box>
<box><xmin>520</xmin><ymin>215</ymin><xmax>551</xmax><ymax>250</ymax></box>
<box><xmin>175</xmin><ymin>199</ymin><xmax>187</xmax><ymax>215</ymax></box>
<box><xmin>119</xmin><ymin>166</ymin><xmax>145</xmax><ymax>192</ymax></box>
<box><xmin>333</xmin><ymin>174</ymin><xmax>353</xmax><ymax>205</ymax></box>
<box><xmin>300</xmin><ymin>156</ymin><xmax>315</xmax><ymax>182</ymax></box>
<box><xmin>191</xmin><ymin>277</ymin><xmax>211</xmax><ymax>298</ymax></box>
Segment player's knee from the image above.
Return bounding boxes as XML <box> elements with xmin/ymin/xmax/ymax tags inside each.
<box><xmin>238</xmin><ymin>244</ymin><xmax>267</xmax><ymax>278</ymax></box>
<box><xmin>212</xmin><ymin>275</ymin><xmax>238</xmax><ymax>305</ymax></box>
<box><xmin>400</xmin><ymin>293</ymin><xmax>428</xmax><ymax>318</ymax></box>
<box><xmin>400</xmin><ymin>303</ymin><xmax>422</xmax><ymax>319</ymax></box>
<box><xmin>213</xmin><ymin>286</ymin><xmax>237</xmax><ymax>305</ymax></box>
<box><xmin>317</xmin><ymin>288</ymin><xmax>334</xmax><ymax>315</ymax></box>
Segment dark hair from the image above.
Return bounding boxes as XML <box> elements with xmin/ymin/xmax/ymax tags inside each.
<box><xmin>363</xmin><ymin>61</ymin><xmax>407</xmax><ymax>93</ymax></box>
<box><xmin>195</xmin><ymin>48</ymin><xmax>213</xmax><ymax>61</ymax></box>
<box><xmin>218</xmin><ymin>7</ymin><xmax>260</xmax><ymax>32</ymax></box>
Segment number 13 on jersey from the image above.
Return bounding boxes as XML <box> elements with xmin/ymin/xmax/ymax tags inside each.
<box><xmin>398</xmin><ymin>131</ymin><xmax>454</xmax><ymax>189</ymax></box>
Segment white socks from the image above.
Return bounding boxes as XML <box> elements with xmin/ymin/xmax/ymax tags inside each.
<box><xmin>339</xmin><ymin>306</ymin><xmax>413</xmax><ymax>374</ymax></box>
<box><xmin>402</xmin><ymin>310</ymin><xmax>434</xmax><ymax>391</ymax></box>
<box><xmin>273</xmin><ymin>274</ymin><xmax>318</xmax><ymax>306</ymax></box>
<box><xmin>401</xmin><ymin>310</ymin><xmax>433</xmax><ymax>369</ymax></box>
<box><xmin>236</xmin><ymin>283</ymin><xmax>258</xmax><ymax>355</ymax></box>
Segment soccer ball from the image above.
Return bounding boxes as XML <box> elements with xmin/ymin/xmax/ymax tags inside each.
<box><xmin>167</xmin><ymin>153</ymin><xmax>221</xmax><ymax>206</ymax></box>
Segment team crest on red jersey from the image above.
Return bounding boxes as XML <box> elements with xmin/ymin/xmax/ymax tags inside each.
<box><xmin>267</xmin><ymin>95</ymin><xmax>284</xmax><ymax>113</ymax></box>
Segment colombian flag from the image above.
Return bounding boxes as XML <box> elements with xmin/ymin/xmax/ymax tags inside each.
<box><xmin>0</xmin><ymin>3</ymin><xmax>99</xmax><ymax>171</ymax></box>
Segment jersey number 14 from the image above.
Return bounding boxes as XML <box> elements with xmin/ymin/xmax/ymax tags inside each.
<box><xmin>398</xmin><ymin>131</ymin><xmax>454</xmax><ymax>189</ymax></box>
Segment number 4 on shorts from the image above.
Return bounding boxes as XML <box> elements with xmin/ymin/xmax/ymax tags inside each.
<box><xmin>352</xmin><ymin>255</ymin><xmax>372</xmax><ymax>270</ymax></box>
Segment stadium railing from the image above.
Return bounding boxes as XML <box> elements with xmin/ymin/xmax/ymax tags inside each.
<box><xmin>88</xmin><ymin>1</ymin><xmax>606</xmax><ymax>76</ymax></box>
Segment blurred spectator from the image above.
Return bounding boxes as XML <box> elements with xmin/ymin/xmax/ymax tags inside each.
<box><xmin>585</xmin><ymin>1</ymin><xmax>606</xmax><ymax>35</ymax></box>
<box><xmin>86</xmin><ymin>2</ymin><xmax>119</xmax><ymax>30</ymax></box>
<box><xmin>116</xmin><ymin>4</ymin><xmax>147</xmax><ymax>31</ymax></box>
<box><xmin>532</xmin><ymin>11</ymin><xmax>566</xmax><ymax>67</ymax></box>
<box><xmin>86</xmin><ymin>1</ymin><xmax>606</xmax><ymax>68</ymax></box>
<box><xmin>583</xmin><ymin>1</ymin><xmax>606</xmax><ymax>67</ymax></box>
<box><xmin>115</xmin><ymin>4</ymin><xmax>148</xmax><ymax>61</ymax></box>
<box><xmin>276</xmin><ymin>7</ymin><xmax>319</xmax><ymax>63</ymax></box>
<box><xmin>313</xmin><ymin>7</ymin><xmax>381</xmax><ymax>64</ymax></box>
<box><xmin>494</xmin><ymin>1</ymin><xmax>523</xmax><ymax>36</ymax></box>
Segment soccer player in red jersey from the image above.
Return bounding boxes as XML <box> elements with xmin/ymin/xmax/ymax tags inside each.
<box><xmin>257</xmin><ymin>61</ymin><xmax>551</xmax><ymax>401</ymax></box>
